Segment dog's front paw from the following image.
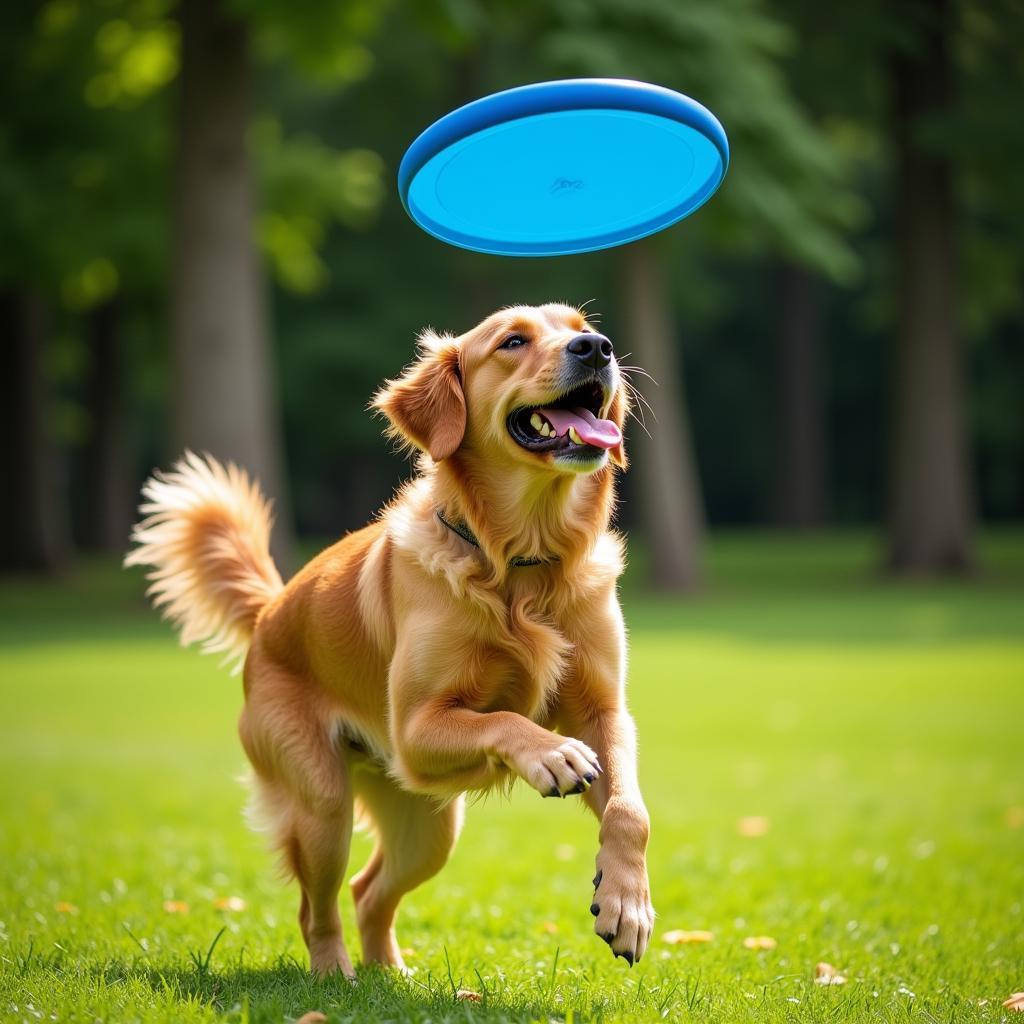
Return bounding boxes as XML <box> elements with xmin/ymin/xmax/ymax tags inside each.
<box><xmin>590</xmin><ymin>853</ymin><xmax>654</xmax><ymax>965</ymax></box>
<box><xmin>518</xmin><ymin>737</ymin><xmax>602</xmax><ymax>797</ymax></box>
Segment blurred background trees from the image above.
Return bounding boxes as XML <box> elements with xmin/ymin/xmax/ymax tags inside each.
<box><xmin>1</xmin><ymin>0</ymin><xmax>1020</xmax><ymax>587</ymax></box>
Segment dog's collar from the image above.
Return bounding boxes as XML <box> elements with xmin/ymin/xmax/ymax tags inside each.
<box><xmin>436</xmin><ymin>509</ymin><xmax>558</xmax><ymax>568</ymax></box>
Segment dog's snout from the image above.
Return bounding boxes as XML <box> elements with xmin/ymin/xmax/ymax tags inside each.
<box><xmin>567</xmin><ymin>333</ymin><xmax>613</xmax><ymax>370</ymax></box>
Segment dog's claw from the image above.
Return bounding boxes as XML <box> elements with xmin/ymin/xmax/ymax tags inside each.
<box><xmin>584</xmin><ymin>771</ymin><xmax>596</xmax><ymax>784</ymax></box>
<box><xmin>590</xmin><ymin>902</ymin><xmax>600</xmax><ymax>917</ymax></box>
<box><xmin>618</xmin><ymin>951</ymin><xmax>634</xmax><ymax>967</ymax></box>
<box><xmin>570</xmin><ymin>780</ymin><xmax>586</xmax><ymax>795</ymax></box>
<box><xmin>592</xmin><ymin>870</ymin><xmax>602</xmax><ymax>888</ymax></box>
<box><xmin>600</xmin><ymin>931</ymin><xmax>615</xmax><ymax>944</ymax></box>
<box><xmin>547</xmin><ymin>786</ymin><xmax>560</xmax><ymax>798</ymax></box>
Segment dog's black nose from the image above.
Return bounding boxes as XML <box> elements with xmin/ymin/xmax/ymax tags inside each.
<box><xmin>567</xmin><ymin>332</ymin><xmax>613</xmax><ymax>370</ymax></box>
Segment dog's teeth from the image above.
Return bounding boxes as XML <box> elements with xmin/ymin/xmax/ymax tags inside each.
<box><xmin>568</xmin><ymin>426</ymin><xmax>583</xmax><ymax>445</ymax></box>
<box><xmin>541</xmin><ymin>423</ymin><xmax>552</xmax><ymax>437</ymax></box>
<box><xmin>530</xmin><ymin>413</ymin><xmax>543</xmax><ymax>432</ymax></box>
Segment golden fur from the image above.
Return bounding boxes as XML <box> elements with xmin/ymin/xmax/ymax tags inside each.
<box><xmin>127</xmin><ymin>303</ymin><xmax>654</xmax><ymax>976</ymax></box>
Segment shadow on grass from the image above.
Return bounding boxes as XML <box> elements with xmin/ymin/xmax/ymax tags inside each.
<box><xmin>90</xmin><ymin>957</ymin><xmax>573</xmax><ymax>1024</ymax></box>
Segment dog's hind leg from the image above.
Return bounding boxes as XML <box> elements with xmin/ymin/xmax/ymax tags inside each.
<box><xmin>349</xmin><ymin>767</ymin><xmax>464</xmax><ymax>970</ymax></box>
<box><xmin>284</xmin><ymin>796</ymin><xmax>355</xmax><ymax>977</ymax></box>
<box><xmin>240</xmin><ymin>679</ymin><xmax>356</xmax><ymax>978</ymax></box>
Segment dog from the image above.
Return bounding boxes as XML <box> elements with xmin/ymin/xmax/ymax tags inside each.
<box><xmin>126</xmin><ymin>303</ymin><xmax>654</xmax><ymax>976</ymax></box>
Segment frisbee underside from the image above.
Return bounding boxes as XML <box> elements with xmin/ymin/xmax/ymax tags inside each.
<box><xmin>402</xmin><ymin>106</ymin><xmax>726</xmax><ymax>257</ymax></box>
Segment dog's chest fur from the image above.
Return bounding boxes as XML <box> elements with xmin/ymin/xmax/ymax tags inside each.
<box><xmin>464</xmin><ymin>580</ymin><xmax>580</xmax><ymax>723</ymax></box>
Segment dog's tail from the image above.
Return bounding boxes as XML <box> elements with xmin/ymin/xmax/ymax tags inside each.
<box><xmin>125</xmin><ymin>450</ymin><xmax>284</xmax><ymax>671</ymax></box>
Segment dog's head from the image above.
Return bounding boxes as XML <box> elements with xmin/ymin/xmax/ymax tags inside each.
<box><xmin>373</xmin><ymin>303</ymin><xmax>627</xmax><ymax>474</ymax></box>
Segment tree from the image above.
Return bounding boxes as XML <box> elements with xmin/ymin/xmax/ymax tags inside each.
<box><xmin>773</xmin><ymin>261</ymin><xmax>826</xmax><ymax>527</ymax></box>
<box><xmin>620</xmin><ymin>239</ymin><xmax>704</xmax><ymax>588</ymax></box>
<box><xmin>885</xmin><ymin>0</ymin><xmax>974</xmax><ymax>572</ymax></box>
<box><xmin>776</xmin><ymin>0</ymin><xmax>1024</xmax><ymax>565</ymax></box>
<box><xmin>0</xmin><ymin>1</ymin><xmax>178</xmax><ymax>570</ymax></box>
<box><xmin>0</xmin><ymin>292</ymin><xmax>69</xmax><ymax>573</ymax></box>
<box><xmin>171</xmin><ymin>0</ymin><xmax>388</xmax><ymax>571</ymax></box>
<box><xmin>0</xmin><ymin>3</ymin><xmax>126</xmax><ymax>573</ymax></box>
<box><xmin>170</xmin><ymin>0</ymin><xmax>292</xmax><ymax>566</ymax></box>
<box><xmin>82</xmin><ymin>299</ymin><xmax>133</xmax><ymax>553</ymax></box>
<box><xmin>0</xmin><ymin>1</ymin><xmax>386</xmax><ymax>572</ymax></box>
<box><xmin>765</xmin><ymin>0</ymin><xmax>880</xmax><ymax>532</ymax></box>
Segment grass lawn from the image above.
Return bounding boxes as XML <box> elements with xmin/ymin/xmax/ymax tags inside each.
<box><xmin>1</xmin><ymin>530</ymin><xmax>1022</xmax><ymax>1023</ymax></box>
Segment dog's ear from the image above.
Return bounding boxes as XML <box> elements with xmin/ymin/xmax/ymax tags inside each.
<box><xmin>607</xmin><ymin>386</ymin><xmax>628</xmax><ymax>469</ymax></box>
<box><xmin>372</xmin><ymin>332</ymin><xmax>466</xmax><ymax>461</ymax></box>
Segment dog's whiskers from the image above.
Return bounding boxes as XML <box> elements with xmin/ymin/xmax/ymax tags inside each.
<box><xmin>576</xmin><ymin>303</ymin><xmax>602</xmax><ymax>327</ymax></box>
<box><xmin>619</xmin><ymin>376</ymin><xmax>655</xmax><ymax>438</ymax></box>
<box><xmin>615</xmin><ymin>355</ymin><xmax>658</xmax><ymax>426</ymax></box>
<box><xmin>616</xmin><ymin>353</ymin><xmax>658</xmax><ymax>386</ymax></box>
<box><xmin>620</xmin><ymin>369</ymin><xmax>657</xmax><ymax>423</ymax></box>
<box><xmin>622</xmin><ymin>385</ymin><xmax>655</xmax><ymax>430</ymax></box>
<box><xmin>617</xmin><ymin>364</ymin><xmax>658</xmax><ymax>386</ymax></box>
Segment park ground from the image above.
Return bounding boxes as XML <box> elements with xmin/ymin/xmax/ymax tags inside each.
<box><xmin>1</xmin><ymin>530</ymin><xmax>1022</xmax><ymax>1023</ymax></box>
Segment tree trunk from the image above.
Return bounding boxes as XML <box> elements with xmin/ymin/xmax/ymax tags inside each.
<box><xmin>774</xmin><ymin>261</ymin><xmax>826</xmax><ymax>528</ymax></box>
<box><xmin>82</xmin><ymin>298</ymin><xmax>133</xmax><ymax>553</ymax></box>
<box><xmin>885</xmin><ymin>0</ymin><xmax>974</xmax><ymax>573</ymax></box>
<box><xmin>620</xmin><ymin>239</ymin><xmax>704</xmax><ymax>590</ymax></box>
<box><xmin>0</xmin><ymin>290</ymin><xmax>70</xmax><ymax>573</ymax></box>
<box><xmin>171</xmin><ymin>0</ymin><xmax>293</xmax><ymax>571</ymax></box>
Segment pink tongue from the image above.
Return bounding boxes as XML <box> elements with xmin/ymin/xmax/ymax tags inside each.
<box><xmin>540</xmin><ymin>407</ymin><xmax>621</xmax><ymax>449</ymax></box>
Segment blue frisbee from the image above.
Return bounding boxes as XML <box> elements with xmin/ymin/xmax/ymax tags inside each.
<box><xmin>398</xmin><ymin>78</ymin><xmax>729</xmax><ymax>257</ymax></box>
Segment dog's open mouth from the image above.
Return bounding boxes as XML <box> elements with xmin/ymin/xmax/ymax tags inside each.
<box><xmin>507</xmin><ymin>381</ymin><xmax>620</xmax><ymax>458</ymax></box>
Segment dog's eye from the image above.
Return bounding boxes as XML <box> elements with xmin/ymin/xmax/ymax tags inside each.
<box><xmin>498</xmin><ymin>334</ymin><xmax>528</xmax><ymax>350</ymax></box>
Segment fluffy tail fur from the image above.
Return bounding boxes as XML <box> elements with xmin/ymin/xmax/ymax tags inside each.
<box><xmin>125</xmin><ymin>451</ymin><xmax>284</xmax><ymax>671</ymax></box>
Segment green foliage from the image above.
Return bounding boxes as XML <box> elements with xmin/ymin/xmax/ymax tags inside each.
<box><xmin>0</xmin><ymin>1</ymin><xmax>172</xmax><ymax>298</ymax></box>
<box><xmin>256</xmin><ymin>120</ymin><xmax>385</xmax><ymax>294</ymax></box>
<box><xmin>238</xmin><ymin>0</ymin><xmax>388</xmax><ymax>83</ymax></box>
<box><xmin>0</xmin><ymin>0</ymin><xmax>388</xmax><ymax>307</ymax></box>
<box><xmin>1</xmin><ymin>532</ymin><xmax>1023</xmax><ymax>1021</ymax></box>
<box><xmin>955</xmin><ymin>0</ymin><xmax>1024</xmax><ymax>337</ymax></box>
<box><xmin>773</xmin><ymin>0</ymin><xmax>1024</xmax><ymax>337</ymax></box>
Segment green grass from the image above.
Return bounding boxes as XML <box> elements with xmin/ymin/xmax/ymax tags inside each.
<box><xmin>2</xmin><ymin>530</ymin><xmax>1023</xmax><ymax>1023</ymax></box>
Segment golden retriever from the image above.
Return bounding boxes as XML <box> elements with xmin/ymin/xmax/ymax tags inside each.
<box><xmin>126</xmin><ymin>302</ymin><xmax>654</xmax><ymax>976</ymax></box>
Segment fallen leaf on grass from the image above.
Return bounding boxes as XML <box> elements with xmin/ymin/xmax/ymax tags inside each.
<box><xmin>213</xmin><ymin>896</ymin><xmax>247</xmax><ymax>912</ymax></box>
<box><xmin>663</xmin><ymin>929</ymin><xmax>714</xmax><ymax>944</ymax></box>
<box><xmin>456</xmin><ymin>989</ymin><xmax>482</xmax><ymax>1002</ymax></box>
<box><xmin>814</xmin><ymin>962</ymin><xmax>848</xmax><ymax>985</ymax></box>
<box><xmin>1006</xmin><ymin>806</ymin><xmax>1024</xmax><ymax>830</ymax></box>
<box><xmin>54</xmin><ymin>901</ymin><xmax>78</xmax><ymax>914</ymax></box>
<box><xmin>296</xmin><ymin>1013</ymin><xmax>328</xmax><ymax>1024</ymax></box>
<box><xmin>1004</xmin><ymin>993</ymin><xmax>1024</xmax><ymax>1012</ymax></box>
<box><xmin>737</xmin><ymin>816</ymin><xmax>770</xmax><ymax>837</ymax></box>
<box><xmin>743</xmin><ymin>936</ymin><xmax>777</xmax><ymax>950</ymax></box>
<box><xmin>162</xmin><ymin>900</ymin><xmax>190</xmax><ymax>914</ymax></box>
<box><xmin>541</xmin><ymin>921</ymin><xmax>559</xmax><ymax>934</ymax></box>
